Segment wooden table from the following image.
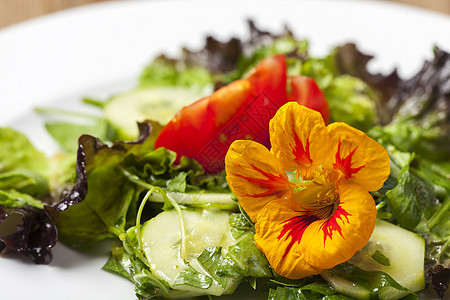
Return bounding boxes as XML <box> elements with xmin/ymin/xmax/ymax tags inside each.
<box><xmin>0</xmin><ymin>0</ymin><xmax>449</xmax><ymax>29</ymax></box>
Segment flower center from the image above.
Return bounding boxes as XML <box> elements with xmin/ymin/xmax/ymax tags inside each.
<box><xmin>292</xmin><ymin>168</ymin><xmax>340</xmax><ymax>220</ymax></box>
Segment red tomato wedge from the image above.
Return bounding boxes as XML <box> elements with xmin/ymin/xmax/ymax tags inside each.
<box><xmin>155</xmin><ymin>55</ymin><xmax>287</xmax><ymax>173</ymax></box>
<box><xmin>287</xmin><ymin>75</ymin><xmax>330</xmax><ymax>124</ymax></box>
<box><xmin>155</xmin><ymin>55</ymin><xmax>329</xmax><ymax>173</ymax></box>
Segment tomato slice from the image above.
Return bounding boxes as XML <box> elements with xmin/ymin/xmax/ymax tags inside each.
<box><xmin>155</xmin><ymin>55</ymin><xmax>287</xmax><ymax>173</ymax></box>
<box><xmin>287</xmin><ymin>75</ymin><xmax>330</xmax><ymax>124</ymax></box>
<box><xmin>155</xmin><ymin>56</ymin><xmax>330</xmax><ymax>173</ymax></box>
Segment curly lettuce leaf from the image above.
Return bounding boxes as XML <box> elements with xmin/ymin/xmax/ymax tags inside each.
<box><xmin>0</xmin><ymin>128</ymin><xmax>56</xmax><ymax>264</ymax></box>
<box><xmin>54</xmin><ymin>123</ymin><xmax>154</xmax><ymax>246</ymax></box>
<box><xmin>139</xmin><ymin>55</ymin><xmax>214</xmax><ymax>91</ymax></box>
<box><xmin>0</xmin><ymin>206</ymin><xmax>57</xmax><ymax>264</ymax></box>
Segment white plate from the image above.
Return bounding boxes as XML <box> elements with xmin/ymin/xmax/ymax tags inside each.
<box><xmin>0</xmin><ymin>0</ymin><xmax>449</xmax><ymax>299</ymax></box>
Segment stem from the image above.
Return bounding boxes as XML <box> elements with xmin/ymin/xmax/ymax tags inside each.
<box><xmin>121</xmin><ymin>167</ymin><xmax>154</xmax><ymax>190</ymax></box>
<box><xmin>135</xmin><ymin>187</ymin><xmax>188</xmax><ymax>260</ymax></box>
<box><xmin>439</xmin><ymin>239</ymin><xmax>450</xmax><ymax>264</ymax></box>
<box><xmin>427</xmin><ymin>195</ymin><xmax>450</xmax><ymax>229</ymax></box>
<box><xmin>34</xmin><ymin>107</ymin><xmax>101</xmax><ymax>120</ymax></box>
<box><xmin>108</xmin><ymin>226</ymin><xmax>124</xmax><ymax>237</ymax></box>
<box><xmin>376</xmin><ymin>201</ymin><xmax>386</xmax><ymax>211</ymax></box>
<box><xmin>82</xmin><ymin>97</ymin><xmax>105</xmax><ymax>108</ymax></box>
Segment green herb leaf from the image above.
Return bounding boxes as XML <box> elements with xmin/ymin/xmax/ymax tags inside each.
<box><xmin>386</xmin><ymin>165</ymin><xmax>436</xmax><ymax>230</ymax></box>
<box><xmin>229</xmin><ymin>213</ymin><xmax>254</xmax><ymax>239</ymax></box>
<box><xmin>322</xmin><ymin>262</ymin><xmax>416</xmax><ymax>300</ymax></box>
<box><xmin>371</xmin><ymin>250</ymin><xmax>391</xmax><ymax>267</ymax></box>
<box><xmin>166</xmin><ymin>172</ymin><xmax>187</xmax><ymax>193</ymax></box>
<box><xmin>197</xmin><ymin>246</ymin><xmax>228</xmax><ymax>288</ymax></box>
<box><xmin>216</xmin><ymin>233</ymin><xmax>271</xmax><ymax>278</ymax></box>
<box><xmin>173</xmin><ymin>260</ymin><xmax>213</xmax><ymax>289</ymax></box>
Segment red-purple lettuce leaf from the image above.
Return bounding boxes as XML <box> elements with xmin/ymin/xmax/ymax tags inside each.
<box><xmin>52</xmin><ymin>122</ymin><xmax>154</xmax><ymax>247</ymax></box>
<box><xmin>0</xmin><ymin>205</ymin><xmax>57</xmax><ymax>264</ymax></box>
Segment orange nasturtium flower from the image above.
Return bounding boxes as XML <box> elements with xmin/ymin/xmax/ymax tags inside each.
<box><xmin>225</xmin><ymin>102</ymin><xmax>390</xmax><ymax>279</ymax></box>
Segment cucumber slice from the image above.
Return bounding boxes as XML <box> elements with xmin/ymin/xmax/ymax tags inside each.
<box><xmin>140</xmin><ymin>208</ymin><xmax>240</xmax><ymax>297</ymax></box>
<box><xmin>350</xmin><ymin>219</ymin><xmax>425</xmax><ymax>292</ymax></box>
<box><xmin>105</xmin><ymin>87</ymin><xmax>206</xmax><ymax>139</ymax></box>
<box><xmin>322</xmin><ymin>219</ymin><xmax>425</xmax><ymax>300</ymax></box>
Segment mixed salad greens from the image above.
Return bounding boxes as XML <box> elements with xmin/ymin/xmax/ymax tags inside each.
<box><xmin>0</xmin><ymin>21</ymin><xmax>449</xmax><ymax>299</ymax></box>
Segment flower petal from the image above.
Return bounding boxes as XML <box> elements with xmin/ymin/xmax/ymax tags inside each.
<box><xmin>326</xmin><ymin>122</ymin><xmax>390</xmax><ymax>191</ymax></box>
<box><xmin>254</xmin><ymin>198</ymin><xmax>323</xmax><ymax>279</ymax></box>
<box><xmin>254</xmin><ymin>183</ymin><xmax>376</xmax><ymax>279</ymax></box>
<box><xmin>300</xmin><ymin>183</ymin><xmax>376</xmax><ymax>270</ymax></box>
<box><xmin>269</xmin><ymin>102</ymin><xmax>329</xmax><ymax>173</ymax></box>
<box><xmin>225</xmin><ymin>140</ymin><xmax>292</xmax><ymax>222</ymax></box>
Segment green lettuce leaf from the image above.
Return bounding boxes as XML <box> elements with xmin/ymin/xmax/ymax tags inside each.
<box><xmin>139</xmin><ymin>55</ymin><xmax>213</xmax><ymax>91</ymax></box>
<box><xmin>0</xmin><ymin>189</ymin><xmax>46</xmax><ymax>209</ymax></box>
<box><xmin>0</xmin><ymin>127</ymin><xmax>49</xmax><ymax>175</ymax></box>
<box><xmin>0</xmin><ymin>170</ymin><xmax>48</xmax><ymax>198</ymax></box>
<box><xmin>56</xmin><ymin>123</ymin><xmax>154</xmax><ymax>246</ymax></box>
<box><xmin>45</xmin><ymin>121</ymin><xmax>107</xmax><ymax>153</ymax></box>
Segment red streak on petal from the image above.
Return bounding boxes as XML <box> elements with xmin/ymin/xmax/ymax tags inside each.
<box><xmin>320</xmin><ymin>205</ymin><xmax>351</xmax><ymax>245</ymax></box>
<box><xmin>333</xmin><ymin>140</ymin><xmax>364</xmax><ymax>179</ymax></box>
<box><xmin>289</xmin><ymin>114</ymin><xmax>313</xmax><ymax>166</ymax></box>
<box><xmin>293</xmin><ymin>135</ymin><xmax>312</xmax><ymax>166</ymax></box>
<box><xmin>234</xmin><ymin>164</ymin><xmax>289</xmax><ymax>198</ymax></box>
<box><xmin>277</xmin><ymin>213</ymin><xmax>320</xmax><ymax>259</ymax></box>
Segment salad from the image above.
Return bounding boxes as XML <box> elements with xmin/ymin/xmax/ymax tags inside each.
<box><xmin>0</xmin><ymin>20</ymin><xmax>449</xmax><ymax>300</ymax></box>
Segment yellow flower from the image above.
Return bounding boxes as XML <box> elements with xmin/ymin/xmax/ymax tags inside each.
<box><xmin>225</xmin><ymin>102</ymin><xmax>390</xmax><ymax>279</ymax></box>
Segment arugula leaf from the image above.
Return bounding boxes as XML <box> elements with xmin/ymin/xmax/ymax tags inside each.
<box><xmin>102</xmin><ymin>253</ymin><xmax>133</xmax><ymax>281</ymax></box>
<box><xmin>268</xmin><ymin>286</ymin><xmax>308</xmax><ymax>300</ymax></box>
<box><xmin>103</xmin><ymin>235</ymin><xmax>171</xmax><ymax>299</ymax></box>
<box><xmin>166</xmin><ymin>172</ymin><xmax>187</xmax><ymax>193</ymax></box>
<box><xmin>268</xmin><ymin>283</ymin><xmax>352</xmax><ymax>300</ymax></box>
<box><xmin>197</xmin><ymin>246</ymin><xmax>228</xmax><ymax>288</ymax></box>
<box><xmin>216</xmin><ymin>233</ymin><xmax>271</xmax><ymax>278</ymax></box>
<box><xmin>173</xmin><ymin>259</ymin><xmax>213</xmax><ymax>289</ymax></box>
<box><xmin>322</xmin><ymin>262</ymin><xmax>416</xmax><ymax>300</ymax></box>
<box><xmin>385</xmin><ymin>162</ymin><xmax>436</xmax><ymax>230</ymax></box>
<box><xmin>229</xmin><ymin>213</ymin><xmax>254</xmax><ymax>239</ymax></box>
